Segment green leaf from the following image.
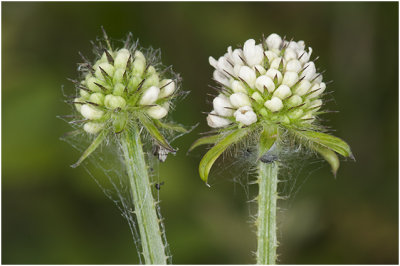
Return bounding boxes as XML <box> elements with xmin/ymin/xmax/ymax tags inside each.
<box><xmin>189</xmin><ymin>134</ymin><xmax>221</xmax><ymax>153</ymax></box>
<box><xmin>71</xmin><ymin>129</ymin><xmax>107</xmax><ymax>168</ymax></box>
<box><xmin>296</xmin><ymin>130</ymin><xmax>353</xmax><ymax>158</ymax></box>
<box><xmin>139</xmin><ymin>115</ymin><xmax>176</xmax><ymax>152</ymax></box>
<box><xmin>199</xmin><ymin>128</ymin><xmax>250</xmax><ymax>184</ymax></box>
<box><xmin>313</xmin><ymin>144</ymin><xmax>340</xmax><ymax>177</ymax></box>
<box><xmin>258</xmin><ymin>125</ymin><xmax>278</xmax><ymax>158</ymax></box>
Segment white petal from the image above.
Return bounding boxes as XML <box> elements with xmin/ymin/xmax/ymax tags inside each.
<box><xmin>284</xmin><ymin>48</ymin><xmax>298</xmax><ymax>61</ymax></box>
<box><xmin>209</xmin><ymin>56</ymin><xmax>218</xmax><ymax>68</ymax></box>
<box><xmin>266</xmin><ymin>33</ymin><xmax>282</xmax><ymax>50</ymax></box>
<box><xmin>254</xmin><ymin>65</ymin><xmax>266</xmax><ymax>75</ymax></box>
<box><xmin>213</xmin><ymin>70</ymin><xmax>230</xmax><ymax>87</ymax></box>
<box><xmin>243</xmin><ymin>39</ymin><xmax>264</xmax><ymax>66</ymax></box>
<box><xmin>207</xmin><ymin>111</ymin><xmax>231</xmax><ymax>128</ymax></box>
<box><xmin>239</xmin><ymin>66</ymin><xmax>256</xmax><ymax>87</ymax></box>
<box><xmin>308</xmin><ymin>82</ymin><xmax>326</xmax><ymax>98</ymax></box>
<box><xmin>234</xmin><ymin>106</ymin><xmax>257</xmax><ymax>125</ymax></box>
<box><xmin>286</xmin><ymin>95</ymin><xmax>303</xmax><ymax>107</ymax></box>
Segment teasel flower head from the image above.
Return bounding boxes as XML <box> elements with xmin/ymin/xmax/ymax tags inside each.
<box><xmin>64</xmin><ymin>28</ymin><xmax>188</xmax><ymax>167</ymax></box>
<box><xmin>191</xmin><ymin>33</ymin><xmax>353</xmax><ymax>184</ymax></box>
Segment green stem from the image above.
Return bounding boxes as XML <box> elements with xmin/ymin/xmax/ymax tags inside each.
<box><xmin>256</xmin><ymin>161</ymin><xmax>278</xmax><ymax>265</ymax></box>
<box><xmin>121</xmin><ymin>124</ymin><xmax>167</xmax><ymax>264</ymax></box>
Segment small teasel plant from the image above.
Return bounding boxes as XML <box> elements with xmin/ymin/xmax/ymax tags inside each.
<box><xmin>190</xmin><ymin>33</ymin><xmax>354</xmax><ymax>264</ymax></box>
<box><xmin>61</xmin><ymin>28</ymin><xmax>189</xmax><ymax>264</ymax></box>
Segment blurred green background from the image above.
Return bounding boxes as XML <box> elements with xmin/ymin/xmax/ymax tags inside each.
<box><xmin>2</xmin><ymin>2</ymin><xmax>398</xmax><ymax>264</ymax></box>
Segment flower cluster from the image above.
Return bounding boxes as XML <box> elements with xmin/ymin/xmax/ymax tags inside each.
<box><xmin>74</xmin><ymin>47</ymin><xmax>176</xmax><ymax>134</ymax></box>
<box><xmin>207</xmin><ymin>33</ymin><xmax>325</xmax><ymax>129</ymax></box>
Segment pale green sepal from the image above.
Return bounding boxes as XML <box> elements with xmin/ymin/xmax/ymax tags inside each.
<box><xmin>71</xmin><ymin>129</ymin><xmax>108</xmax><ymax>168</ymax></box>
<box><xmin>188</xmin><ymin>134</ymin><xmax>221</xmax><ymax>153</ymax></box>
<box><xmin>139</xmin><ymin>114</ymin><xmax>176</xmax><ymax>152</ymax></box>
<box><xmin>296</xmin><ymin>130</ymin><xmax>353</xmax><ymax>158</ymax></box>
<box><xmin>199</xmin><ymin>127</ymin><xmax>251</xmax><ymax>184</ymax></box>
<box><xmin>313</xmin><ymin>144</ymin><xmax>340</xmax><ymax>177</ymax></box>
<box><xmin>258</xmin><ymin>125</ymin><xmax>278</xmax><ymax>158</ymax></box>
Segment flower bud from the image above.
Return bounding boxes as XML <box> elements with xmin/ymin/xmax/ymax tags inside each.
<box><xmin>213</xmin><ymin>70</ymin><xmax>230</xmax><ymax>87</ymax></box>
<box><xmin>89</xmin><ymin>93</ymin><xmax>105</xmax><ymax>105</ymax></box>
<box><xmin>286</xmin><ymin>60</ymin><xmax>302</xmax><ymax>73</ymax></box>
<box><xmin>95</xmin><ymin>62</ymin><xmax>114</xmax><ymax>80</ymax></box>
<box><xmin>207</xmin><ymin>111</ymin><xmax>231</xmax><ymax>128</ymax></box>
<box><xmin>231</xmin><ymin>80</ymin><xmax>247</xmax><ymax>93</ymax></box>
<box><xmin>264</xmin><ymin>97</ymin><xmax>283</xmax><ymax>112</ymax></box>
<box><xmin>284</xmin><ymin>48</ymin><xmax>297</xmax><ymax>61</ymax></box>
<box><xmin>113</xmin><ymin>68</ymin><xmax>125</xmax><ymax>84</ymax></box>
<box><xmin>230</xmin><ymin>92</ymin><xmax>251</xmax><ymax>108</ymax></box>
<box><xmin>159</xmin><ymin>79</ymin><xmax>175</xmax><ymax>98</ymax></box>
<box><xmin>266</xmin><ymin>33</ymin><xmax>282</xmax><ymax>50</ymax></box>
<box><xmin>114</xmin><ymin>48</ymin><xmax>130</xmax><ymax>69</ymax></box>
<box><xmin>234</xmin><ymin>106</ymin><xmax>257</xmax><ymax>125</ymax></box>
<box><xmin>213</xmin><ymin>95</ymin><xmax>234</xmax><ymax>117</ymax></box>
<box><xmin>282</xmin><ymin>71</ymin><xmax>299</xmax><ymax>87</ymax></box>
<box><xmin>139</xmin><ymin>86</ymin><xmax>160</xmax><ymax>105</ymax></box>
<box><xmin>264</xmin><ymin>51</ymin><xmax>277</xmax><ymax>63</ymax></box>
<box><xmin>301</xmin><ymin>62</ymin><xmax>316</xmax><ymax>81</ymax></box>
<box><xmin>83</xmin><ymin>122</ymin><xmax>104</xmax><ymax>134</ymax></box>
<box><xmin>308</xmin><ymin>82</ymin><xmax>326</xmax><ymax>98</ymax></box>
<box><xmin>80</xmin><ymin>104</ymin><xmax>104</xmax><ymax>120</ymax></box>
<box><xmin>286</xmin><ymin>95</ymin><xmax>303</xmax><ymax>108</ymax></box>
<box><xmin>255</xmin><ymin>75</ymin><xmax>275</xmax><ymax>93</ymax></box>
<box><xmin>254</xmin><ymin>65</ymin><xmax>267</xmax><ymax>75</ymax></box>
<box><xmin>239</xmin><ymin>66</ymin><xmax>256</xmax><ymax>87</ymax></box>
<box><xmin>270</xmin><ymin>58</ymin><xmax>283</xmax><ymax>69</ymax></box>
<box><xmin>251</xmin><ymin>91</ymin><xmax>264</xmax><ymax>104</ymax></box>
<box><xmin>294</xmin><ymin>80</ymin><xmax>312</xmax><ymax>96</ymax></box>
<box><xmin>113</xmin><ymin>83</ymin><xmax>125</xmax><ymax>96</ymax></box>
<box><xmin>147</xmin><ymin>105</ymin><xmax>168</xmax><ymax>119</ymax></box>
<box><xmin>273</xmin><ymin>85</ymin><xmax>292</xmax><ymax>99</ymax></box>
<box><xmin>266</xmin><ymin>69</ymin><xmax>283</xmax><ymax>84</ymax></box>
<box><xmin>104</xmin><ymin>95</ymin><xmax>126</xmax><ymax>109</ymax></box>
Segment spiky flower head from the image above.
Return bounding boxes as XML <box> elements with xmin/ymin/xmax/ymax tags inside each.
<box><xmin>192</xmin><ymin>33</ymin><xmax>353</xmax><ymax>184</ymax></box>
<box><xmin>65</xmin><ymin>29</ymin><xmax>187</xmax><ymax>167</ymax></box>
<box><xmin>207</xmin><ymin>33</ymin><xmax>324</xmax><ymax>129</ymax></box>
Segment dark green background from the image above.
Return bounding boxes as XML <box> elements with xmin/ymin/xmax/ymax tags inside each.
<box><xmin>2</xmin><ymin>2</ymin><xmax>398</xmax><ymax>264</ymax></box>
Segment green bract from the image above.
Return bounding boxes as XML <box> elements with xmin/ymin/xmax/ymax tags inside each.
<box><xmin>192</xmin><ymin>33</ymin><xmax>353</xmax><ymax>183</ymax></box>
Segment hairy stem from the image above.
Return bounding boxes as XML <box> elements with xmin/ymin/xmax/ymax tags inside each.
<box><xmin>256</xmin><ymin>161</ymin><xmax>278</xmax><ymax>265</ymax></box>
<box><xmin>121</xmin><ymin>124</ymin><xmax>167</xmax><ymax>264</ymax></box>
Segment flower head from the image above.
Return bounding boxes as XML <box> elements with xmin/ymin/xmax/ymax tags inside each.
<box><xmin>207</xmin><ymin>33</ymin><xmax>325</xmax><ymax>130</ymax></box>
<box><xmin>65</xmin><ymin>29</ymin><xmax>187</xmax><ymax>167</ymax></box>
<box><xmin>192</xmin><ymin>33</ymin><xmax>352</xmax><ymax>184</ymax></box>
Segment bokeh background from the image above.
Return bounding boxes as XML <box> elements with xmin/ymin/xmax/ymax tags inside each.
<box><xmin>2</xmin><ymin>2</ymin><xmax>398</xmax><ymax>264</ymax></box>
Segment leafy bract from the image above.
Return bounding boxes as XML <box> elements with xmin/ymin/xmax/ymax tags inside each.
<box><xmin>199</xmin><ymin>127</ymin><xmax>251</xmax><ymax>184</ymax></box>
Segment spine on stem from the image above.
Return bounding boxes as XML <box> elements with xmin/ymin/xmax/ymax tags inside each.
<box><xmin>121</xmin><ymin>124</ymin><xmax>167</xmax><ymax>264</ymax></box>
<box><xmin>256</xmin><ymin>161</ymin><xmax>278</xmax><ymax>265</ymax></box>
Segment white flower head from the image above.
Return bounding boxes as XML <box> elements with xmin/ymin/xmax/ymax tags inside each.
<box><xmin>207</xmin><ymin>33</ymin><xmax>326</xmax><ymax>128</ymax></box>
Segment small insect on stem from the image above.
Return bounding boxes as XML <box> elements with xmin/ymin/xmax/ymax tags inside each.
<box><xmin>155</xmin><ymin>182</ymin><xmax>165</xmax><ymax>190</ymax></box>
